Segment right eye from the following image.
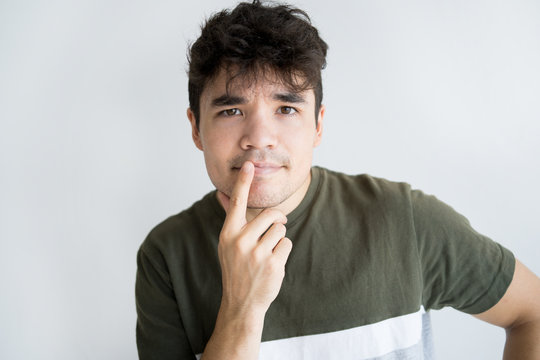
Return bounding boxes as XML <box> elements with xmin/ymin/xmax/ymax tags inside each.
<box><xmin>219</xmin><ymin>108</ymin><xmax>242</xmax><ymax>117</ymax></box>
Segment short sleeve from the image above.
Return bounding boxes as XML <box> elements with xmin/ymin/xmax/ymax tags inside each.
<box><xmin>136</xmin><ymin>244</ymin><xmax>196</xmax><ymax>360</ymax></box>
<box><xmin>411</xmin><ymin>190</ymin><xmax>515</xmax><ymax>314</ymax></box>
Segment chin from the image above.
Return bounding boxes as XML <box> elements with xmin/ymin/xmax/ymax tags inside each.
<box><xmin>246</xmin><ymin>191</ymin><xmax>287</xmax><ymax>209</ymax></box>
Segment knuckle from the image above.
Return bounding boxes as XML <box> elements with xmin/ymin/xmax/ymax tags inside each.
<box><xmin>219</xmin><ymin>227</ymin><xmax>237</xmax><ymax>243</ymax></box>
<box><xmin>267</xmin><ymin>223</ymin><xmax>286</xmax><ymax>238</ymax></box>
<box><xmin>276</xmin><ymin>223</ymin><xmax>287</xmax><ymax>236</ymax></box>
<box><xmin>232</xmin><ymin>239</ymin><xmax>246</xmax><ymax>253</ymax></box>
<box><xmin>251</xmin><ymin>247</ymin><xmax>265</xmax><ymax>263</ymax></box>
<box><xmin>219</xmin><ymin>228</ymin><xmax>231</xmax><ymax>241</ymax></box>
<box><xmin>218</xmin><ymin>235</ymin><xmax>232</xmax><ymax>253</ymax></box>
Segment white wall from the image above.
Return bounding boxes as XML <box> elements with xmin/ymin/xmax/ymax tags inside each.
<box><xmin>1</xmin><ymin>1</ymin><xmax>538</xmax><ymax>359</ymax></box>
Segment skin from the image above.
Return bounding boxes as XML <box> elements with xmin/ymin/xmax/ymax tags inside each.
<box><xmin>187</xmin><ymin>68</ymin><xmax>540</xmax><ymax>359</ymax></box>
<box><xmin>187</xmin><ymin>69</ymin><xmax>324</xmax><ymax>221</ymax></box>
<box><xmin>201</xmin><ymin>162</ymin><xmax>291</xmax><ymax>360</ymax></box>
<box><xmin>187</xmin><ymin>68</ymin><xmax>323</xmax><ymax>359</ymax></box>
<box><xmin>474</xmin><ymin>260</ymin><xmax>540</xmax><ymax>359</ymax></box>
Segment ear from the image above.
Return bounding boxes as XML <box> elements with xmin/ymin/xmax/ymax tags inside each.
<box><xmin>313</xmin><ymin>104</ymin><xmax>325</xmax><ymax>148</ymax></box>
<box><xmin>187</xmin><ymin>108</ymin><xmax>203</xmax><ymax>151</ymax></box>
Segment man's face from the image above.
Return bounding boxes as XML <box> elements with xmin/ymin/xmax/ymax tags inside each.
<box><xmin>187</xmin><ymin>69</ymin><xmax>324</xmax><ymax>210</ymax></box>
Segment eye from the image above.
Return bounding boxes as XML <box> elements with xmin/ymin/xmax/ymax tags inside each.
<box><xmin>219</xmin><ymin>108</ymin><xmax>242</xmax><ymax>117</ymax></box>
<box><xmin>277</xmin><ymin>106</ymin><xmax>297</xmax><ymax>115</ymax></box>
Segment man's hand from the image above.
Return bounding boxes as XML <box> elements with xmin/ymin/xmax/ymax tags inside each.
<box><xmin>217</xmin><ymin>161</ymin><xmax>293</xmax><ymax>316</ymax></box>
<box><xmin>201</xmin><ymin>161</ymin><xmax>293</xmax><ymax>360</ymax></box>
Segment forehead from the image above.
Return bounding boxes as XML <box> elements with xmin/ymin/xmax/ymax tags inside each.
<box><xmin>199</xmin><ymin>68</ymin><xmax>314</xmax><ymax>107</ymax></box>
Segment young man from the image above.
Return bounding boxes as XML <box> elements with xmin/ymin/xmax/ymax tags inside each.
<box><xmin>136</xmin><ymin>1</ymin><xmax>540</xmax><ymax>359</ymax></box>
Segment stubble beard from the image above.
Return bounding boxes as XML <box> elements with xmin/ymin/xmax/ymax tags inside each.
<box><xmin>245</xmin><ymin>175</ymin><xmax>295</xmax><ymax>209</ymax></box>
<box><xmin>226</xmin><ymin>150</ymin><xmax>294</xmax><ymax>209</ymax></box>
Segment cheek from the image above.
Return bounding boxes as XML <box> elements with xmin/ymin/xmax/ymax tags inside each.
<box><xmin>283</xmin><ymin>123</ymin><xmax>318</xmax><ymax>148</ymax></box>
<box><xmin>200</xmin><ymin>131</ymin><xmax>238</xmax><ymax>174</ymax></box>
<box><xmin>282</xmin><ymin>134</ymin><xmax>316</xmax><ymax>168</ymax></box>
<box><xmin>201</xmin><ymin>127</ymin><xmax>234</xmax><ymax>153</ymax></box>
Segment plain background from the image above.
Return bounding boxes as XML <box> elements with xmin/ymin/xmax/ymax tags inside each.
<box><xmin>1</xmin><ymin>0</ymin><xmax>539</xmax><ymax>359</ymax></box>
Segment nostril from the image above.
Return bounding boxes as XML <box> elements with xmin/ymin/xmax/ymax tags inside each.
<box><xmin>239</xmin><ymin>128</ymin><xmax>278</xmax><ymax>150</ymax></box>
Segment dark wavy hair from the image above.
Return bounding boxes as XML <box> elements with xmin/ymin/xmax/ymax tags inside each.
<box><xmin>187</xmin><ymin>0</ymin><xmax>328</xmax><ymax>127</ymax></box>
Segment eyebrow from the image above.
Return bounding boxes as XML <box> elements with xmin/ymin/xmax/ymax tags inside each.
<box><xmin>211</xmin><ymin>94</ymin><xmax>247</xmax><ymax>107</ymax></box>
<box><xmin>210</xmin><ymin>91</ymin><xmax>307</xmax><ymax>107</ymax></box>
<box><xmin>273</xmin><ymin>92</ymin><xmax>306</xmax><ymax>103</ymax></box>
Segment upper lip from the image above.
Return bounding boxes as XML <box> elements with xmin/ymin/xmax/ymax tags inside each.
<box><xmin>232</xmin><ymin>161</ymin><xmax>282</xmax><ymax>169</ymax></box>
<box><xmin>251</xmin><ymin>161</ymin><xmax>282</xmax><ymax>168</ymax></box>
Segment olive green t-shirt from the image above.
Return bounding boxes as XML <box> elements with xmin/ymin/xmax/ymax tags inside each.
<box><xmin>136</xmin><ymin>167</ymin><xmax>514</xmax><ymax>359</ymax></box>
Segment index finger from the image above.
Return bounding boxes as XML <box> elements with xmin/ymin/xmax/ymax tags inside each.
<box><xmin>223</xmin><ymin>161</ymin><xmax>254</xmax><ymax>229</ymax></box>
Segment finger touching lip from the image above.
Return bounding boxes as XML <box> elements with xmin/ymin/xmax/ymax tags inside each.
<box><xmin>232</xmin><ymin>161</ymin><xmax>282</xmax><ymax>170</ymax></box>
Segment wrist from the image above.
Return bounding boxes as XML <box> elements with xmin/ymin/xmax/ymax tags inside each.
<box><xmin>202</xmin><ymin>303</ymin><xmax>266</xmax><ymax>360</ymax></box>
<box><xmin>216</xmin><ymin>301</ymin><xmax>267</xmax><ymax>335</ymax></box>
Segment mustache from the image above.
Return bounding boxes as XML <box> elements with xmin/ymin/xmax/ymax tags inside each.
<box><xmin>228</xmin><ymin>151</ymin><xmax>290</xmax><ymax>168</ymax></box>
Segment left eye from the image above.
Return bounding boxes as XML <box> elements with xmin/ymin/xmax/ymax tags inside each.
<box><xmin>278</xmin><ymin>106</ymin><xmax>296</xmax><ymax>115</ymax></box>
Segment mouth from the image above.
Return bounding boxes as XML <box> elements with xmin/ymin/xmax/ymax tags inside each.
<box><xmin>232</xmin><ymin>161</ymin><xmax>284</xmax><ymax>176</ymax></box>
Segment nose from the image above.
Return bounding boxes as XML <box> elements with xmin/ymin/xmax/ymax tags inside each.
<box><xmin>239</xmin><ymin>111</ymin><xmax>278</xmax><ymax>150</ymax></box>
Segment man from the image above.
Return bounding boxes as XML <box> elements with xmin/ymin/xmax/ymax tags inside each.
<box><xmin>136</xmin><ymin>1</ymin><xmax>540</xmax><ymax>359</ymax></box>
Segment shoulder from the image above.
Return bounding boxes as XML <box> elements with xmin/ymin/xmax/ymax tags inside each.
<box><xmin>315</xmin><ymin>167</ymin><xmax>414</xmax><ymax>207</ymax></box>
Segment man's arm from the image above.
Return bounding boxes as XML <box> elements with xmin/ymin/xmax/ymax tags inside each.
<box><xmin>473</xmin><ymin>259</ymin><xmax>540</xmax><ymax>359</ymax></box>
<box><xmin>201</xmin><ymin>161</ymin><xmax>292</xmax><ymax>360</ymax></box>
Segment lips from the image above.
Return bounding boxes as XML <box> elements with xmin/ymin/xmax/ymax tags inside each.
<box><xmin>252</xmin><ymin>162</ymin><xmax>282</xmax><ymax>176</ymax></box>
<box><xmin>232</xmin><ymin>161</ymin><xmax>283</xmax><ymax>176</ymax></box>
